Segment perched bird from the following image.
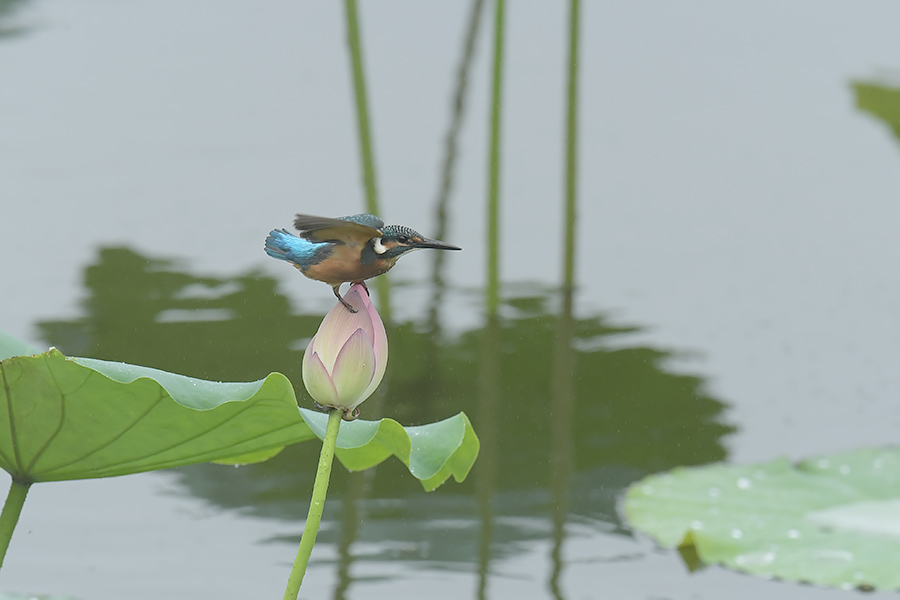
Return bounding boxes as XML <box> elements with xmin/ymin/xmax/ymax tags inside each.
<box><xmin>265</xmin><ymin>213</ymin><xmax>462</xmax><ymax>312</ymax></box>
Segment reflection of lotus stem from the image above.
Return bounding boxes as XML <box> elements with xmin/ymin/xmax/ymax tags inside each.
<box><xmin>0</xmin><ymin>480</ymin><xmax>30</xmax><ymax>571</ymax></box>
<box><xmin>283</xmin><ymin>409</ymin><xmax>343</xmax><ymax>599</ymax></box>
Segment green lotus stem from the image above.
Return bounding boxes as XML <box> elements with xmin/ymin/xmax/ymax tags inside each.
<box><xmin>283</xmin><ymin>409</ymin><xmax>343</xmax><ymax>600</ymax></box>
<box><xmin>344</xmin><ymin>0</ymin><xmax>379</xmax><ymax>217</ymax></box>
<box><xmin>486</xmin><ymin>0</ymin><xmax>506</xmax><ymax>317</ymax></box>
<box><xmin>563</xmin><ymin>0</ymin><xmax>580</xmax><ymax>290</ymax></box>
<box><xmin>0</xmin><ymin>479</ymin><xmax>30</xmax><ymax>571</ymax></box>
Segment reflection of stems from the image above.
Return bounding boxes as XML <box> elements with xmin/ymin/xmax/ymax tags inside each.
<box><xmin>343</xmin><ymin>0</ymin><xmax>392</xmax><ymax>322</ymax></box>
<box><xmin>283</xmin><ymin>409</ymin><xmax>343</xmax><ymax>600</ymax></box>
<box><xmin>333</xmin><ymin>470</ymin><xmax>368</xmax><ymax>600</ymax></box>
<box><xmin>486</xmin><ymin>0</ymin><xmax>506</xmax><ymax>317</ymax></box>
<box><xmin>550</xmin><ymin>1</ymin><xmax>580</xmax><ymax>597</ymax></box>
<box><xmin>549</xmin><ymin>289</ymin><xmax>574</xmax><ymax>600</ymax></box>
<box><xmin>476</xmin><ymin>315</ymin><xmax>501</xmax><ymax>600</ymax></box>
<box><xmin>0</xmin><ymin>479</ymin><xmax>30</xmax><ymax>571</ymax></box>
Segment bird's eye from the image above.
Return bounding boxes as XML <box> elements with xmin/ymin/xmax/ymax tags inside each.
<box><xmin>398</xmin><ymin>235</ymin><xmax>410</xmax><ymax>244</ymax></box>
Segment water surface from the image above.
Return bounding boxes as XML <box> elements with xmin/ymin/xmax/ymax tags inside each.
<box><xmin>2</xmin><ymin>1</ymin><xmax>900</xmax><ymax>598</ymax></box>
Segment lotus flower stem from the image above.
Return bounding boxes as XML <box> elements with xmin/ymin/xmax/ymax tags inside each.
<box><xmin>0</xmin><ymin>479</ymin><xmax>30</xmax><ymax>572</ymax></box>
<box><xmin>283</xmin><ymin>408</ymin><xmax>343</xmax><ymax>599</ymax></box>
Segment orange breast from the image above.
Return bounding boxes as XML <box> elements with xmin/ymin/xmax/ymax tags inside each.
<box><xmin>300</xmin><ymin>244</ymin><xmax>399</xmax><ymax>285</ymax></box>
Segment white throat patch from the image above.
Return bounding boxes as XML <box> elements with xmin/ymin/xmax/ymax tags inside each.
<box><xmin>372</xmin><ymin>237</ymin><xmax>387</xmax><ymax>255</ymax></box>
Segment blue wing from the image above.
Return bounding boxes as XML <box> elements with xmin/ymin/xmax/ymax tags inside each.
<box><xmin>265</xmin><ymin>228</ymin><xmax>330</xmax><ymax>268</ymax></box>
<box><xmin>293</xmin><ymin>214</ymin><xmax>383</xmax><ymax>245</ymax></box>
<box><xmin>338</xmin><ymin>214</ymin><xmax>384</xmax><ymax>229</ymax></box>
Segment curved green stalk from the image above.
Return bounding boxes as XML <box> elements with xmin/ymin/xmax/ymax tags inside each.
<box><xmin>0</xmin><ymin>479</ymin><xmax>30</xmax><ymax>571</ymax></box>
<box><xmin>343</xmin><ymin>0</ymin><xmax>392</xmax><ymax>322</ymax></box>
<box><xmin>427</xmin><ymin>0</ymin><xmax>487</xmax><ymax>334</ymax></box>
<box><xmin>283</xmin><ymin>409</ymin><xmax>343</xmax><ymax>599</ymax></box>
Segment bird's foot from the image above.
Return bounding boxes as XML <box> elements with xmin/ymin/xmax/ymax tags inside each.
<box><xmin>339</xmin><ymin>295</ymin><xmax>358</xmax><ymax>313</ymax></box>
<box><xmin>333</xmin><ymin>285</ymin><xmax>358</xmax><ymax>313</ymax></box>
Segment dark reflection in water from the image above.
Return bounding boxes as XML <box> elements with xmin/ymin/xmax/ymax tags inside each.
<box><xmin>38</xmin><ymin>247</ymin><xmax>317</xmax><ymax>397</ymax></box>
<box><xmin>37</xmin><ymin>245</ymin><xmax>734</xmax><ymax>589</ymax></box>
<box><xmin>0</xmin><ymin>0</ymin><xmax>32</xmax><ymax>40</ymax></box>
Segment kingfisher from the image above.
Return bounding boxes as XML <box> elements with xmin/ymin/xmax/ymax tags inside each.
<box><xmin>265</xmin><ymin>213</ymin><xmax>462</xmax><ymax>312</ymax></box>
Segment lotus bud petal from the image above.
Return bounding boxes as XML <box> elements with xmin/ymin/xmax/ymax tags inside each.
<box><xmin>302</xmin><ymin>284</ymin><xmax>387</xmax><ymax>417</ymax></box>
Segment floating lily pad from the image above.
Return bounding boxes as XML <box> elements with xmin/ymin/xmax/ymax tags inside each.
<box><xmin>624</xmin><ymin>447</ymin><xmax>900</xmax><ymax>591</ymax></box>
<box><xmin>0</xmin><ymin>340</ymin><xmax>478</xmax><ymax>490</ymax></box>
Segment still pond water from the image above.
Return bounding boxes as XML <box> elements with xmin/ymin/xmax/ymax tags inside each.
<box><xmin>2</xmin><ymin>1</ymin><xmax>900</xmax><ymax>599</ymax></box>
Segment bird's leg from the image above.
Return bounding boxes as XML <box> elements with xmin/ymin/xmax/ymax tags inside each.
<box><xmin>358</xmin><ymin>280</ymin><xmax>370</xmax><ymax>296</ymax></box>
<box><xmin>332</xmin><ymin>284</ymin><xmax>358</xmax><ymax>313</ymax></box>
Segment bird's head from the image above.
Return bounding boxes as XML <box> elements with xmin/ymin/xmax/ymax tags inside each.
<box><xmin>372</xmin><ymin>225</ymin><xmax>462</xmax><ymax>259</ymax></box>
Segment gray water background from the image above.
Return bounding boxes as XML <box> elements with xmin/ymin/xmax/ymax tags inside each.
<box><xmin>2</xmin><ymin>1</ymin><xmax>900</xmax><ymax>598</ymax></box>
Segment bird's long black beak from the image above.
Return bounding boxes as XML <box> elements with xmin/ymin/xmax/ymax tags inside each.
<box><xmin>415</xmin><ymin>237</ymin><xmax>462</xmax><ymax>251</ymax></box>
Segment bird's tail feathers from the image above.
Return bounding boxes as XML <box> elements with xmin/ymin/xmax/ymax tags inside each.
<box><xmin>264</xmin><ymin>228</ymin><xmax>296</xmax><ymax>261</ymax></box>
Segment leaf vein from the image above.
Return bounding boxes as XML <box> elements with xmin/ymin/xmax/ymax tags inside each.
<box><xmin>0</xmin><ymin>362</ymin><xmax>24</xmax><ymax>478</ymax></box>
<box><xmin>88</xmin><ymin>420</ymin><xmax>302</xmax><ymax>475</ymax></box>
<box><xmin>36</xmin><ymin>390</ymin><xmax>287</xmax><ymax>478</ymax></box>
<box><xmin>32</xmin><ymin>385</ymin><xmax>167</xmax><ymax>478</ymax></box>
<box><xmin>24</xmin><ymin>360</ymin><xmax>86</xmax><ymax>474</ymax></box>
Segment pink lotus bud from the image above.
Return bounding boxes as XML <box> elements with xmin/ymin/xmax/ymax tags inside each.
<box><xmin>302</xmin><ymin>284</ymin><xmax>387</xmax><ymax>419</ymax></box>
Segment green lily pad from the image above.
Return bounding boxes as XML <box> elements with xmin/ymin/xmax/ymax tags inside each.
<box><xmin>301</xmin><ymin>409</ymin><xmax>479</xmax><ymax>491</ymax></box>
<box><xmin>0</xmin><ymin>341</ymin><xmax>478</xmax><ymax>490</ymax></box>
<box><xmin>624</xmin><ymin>447</ymin><xmax>900</xmax><ymax>591</ymax></box>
